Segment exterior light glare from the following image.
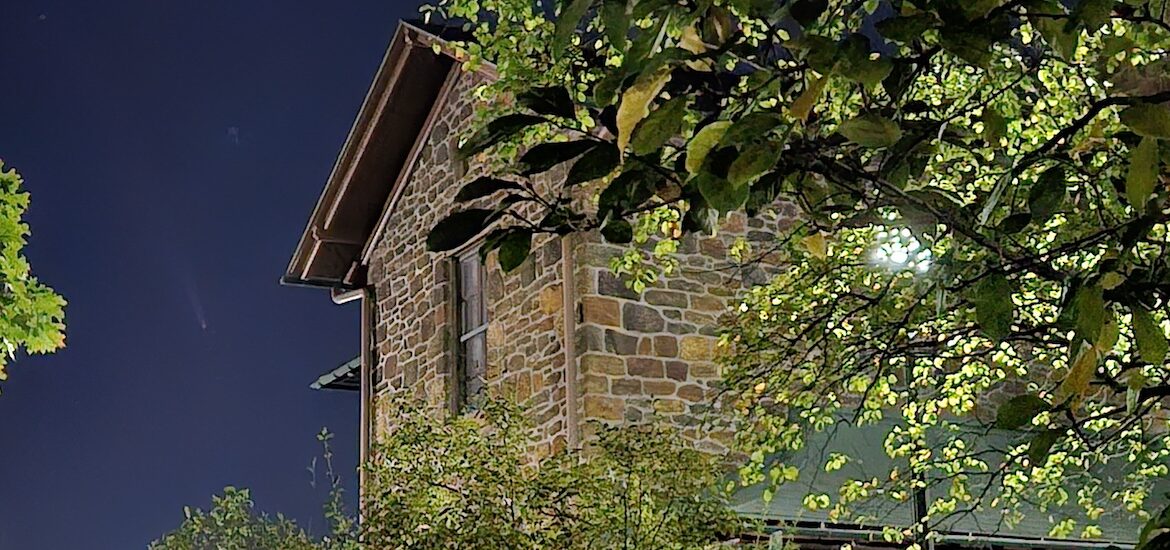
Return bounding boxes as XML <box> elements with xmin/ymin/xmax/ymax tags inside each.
<box><xmin>870</xmin><ymin>225</ymin><xmax>933</xmax><ymax>274</ymax></box>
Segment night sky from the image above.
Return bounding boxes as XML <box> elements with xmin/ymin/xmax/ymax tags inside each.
<box><xmin>0</xmin><ymin>2</ymin><xmax>416</xmax><ymax>548</ymax></box>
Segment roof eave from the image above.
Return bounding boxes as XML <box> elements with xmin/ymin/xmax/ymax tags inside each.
<box><xmin>283</xmin><ymin>21</ymin><xmax>472</xmax><ymax>291</ymax></box>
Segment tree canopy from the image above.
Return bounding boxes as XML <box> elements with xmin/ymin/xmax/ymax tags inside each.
<box><xmin>422</xmin><ymin>0</ymin><xmax>1170</xmax><ymax>545</ymax></box>
<box><xmin>0</xmin><ymin>161</ymin><xmax>65</xmax><ymax>394</ymax></box>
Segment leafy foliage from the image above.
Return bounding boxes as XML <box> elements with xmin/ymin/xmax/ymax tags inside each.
<box><xmin>421</xmin><ymin>0</ymin><xmax>1170</xmax><ymax>541</ymax></box>
<box><xmin>157</xmin><ymin>400</ymin><xmax>745</xmax><ymax>549</ymax></box>
<box><xmin>0</xmin><ymin>161</ymin><xmax>65</xmax><ymax>393</ymax></box>
<box><xmin>151</xmin><ymin>432</ymin><xmax>357</xmax><ymax>550</ymax></box>
<box><xmin>359</xmin><ymin>396</ymin><xmax>745</xmax><ymax>549</ymax></box>
<box><xmin>149</xmin><ymin>488</ymin><xmax>349</xmax><ymax>550</ymax></box>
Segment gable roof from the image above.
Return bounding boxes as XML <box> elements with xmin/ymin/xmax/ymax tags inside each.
<box><xmin>283</xmin><ymin>21</ymin><xmax>467</xmax><ymax>290</ymax></box>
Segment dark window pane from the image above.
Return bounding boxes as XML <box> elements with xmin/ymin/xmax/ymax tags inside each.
<box><xmin>458</xmin><ymin>255</ymin><xmax>484</xmax><ymax>331</ymax></box>
<box><xmin>455</xmin><ymin>250</ymin><xmax>487</xmax><ymax>410</ymax></box>
<box><xmin>462</xmin><ymin>332</ymin><xmax>486</xmax><ymax>402</ymax></box>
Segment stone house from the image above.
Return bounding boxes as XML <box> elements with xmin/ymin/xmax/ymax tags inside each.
<box><xmin>285</xmin><ymin>21</ymin><xmax>1135</xmax><ymax>550</ymax></box>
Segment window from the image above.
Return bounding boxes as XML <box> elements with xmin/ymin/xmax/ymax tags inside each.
<box><xmin>454</xmin><ymin>249</ymin><xmax>487</xmax><ymax>409</ymax></box>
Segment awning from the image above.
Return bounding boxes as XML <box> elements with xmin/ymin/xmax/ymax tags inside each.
<box><xmin>310</xmin><ymin>356</ymin><xmax>360</xmax><ymax>392</ymax></box>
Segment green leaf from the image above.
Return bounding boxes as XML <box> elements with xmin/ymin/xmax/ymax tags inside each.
<box><xmin>685</xmin><ymin>121</ymin><xmax>731</xmax><ymax>174</ymax></box>
<box><xmin>616</xmin><ymin>65</ymin><xmax>673</xmax><ymax>156</ymax></box>
<box><xmin>459</xmin><ymin>114</ymin><xmax>547</xmax><ymax>158</ymax></box>
<box><xmin>939</xmin><ymin>27</ymin><xmax>995</xmax><ymax>68</ymax></box>
<box><xmin>802</xmin><ymin>232</ymin><xmax>827</xmax><ymax>259</ymax></box>
<box><xmin>720</xmin><ymin>112</ymin><xmax>783</xmax><ymax>147</ymax></box>
<box><xmin>600</xmin><ymin>0</ymin><xmax>630</xmax><ymax>47</ymax></box>
<box><xmin>593</xmin><ymin>70</ymin><xmax>628</xmax><ymax>107</ymax></box>
<box><xmin>995</xmin><ymin>394</ymin><xmax>1051</xmax><ymax>429</ymax></box>
<box><xmin>427</xmin><ymin>209</ymin><xmax>499</xmax><ymax>252</ymax></box>
<box><xmin>478</xmin><ymin>226</ymin><xmax>510</xmax><ymax>262</ymax></box>
<box><xmin>1070</xmin><ymin>0</ymin><xmax>1114</xmax><ymax>32</ymax></box>
<box><xmin>972</xmin><ymin>274</ymin><xmax>1014</xmax><ymax>340</ymax></box>
<box><xmin>982</xmin><ymin>107</ymin><xmax>1007</xmax><ymax>143</ymax></box>
<box><xmin>789</xmin><ymin>75</ymin><xmax>828</xmax><ymax>122</ymax></box>
<box><xmin>1097</xmin><ymin>312</ymin><xmax>1120</xmax><ymax>351</ymax></box>
<box><xmin>1128</xmin><ymin>137</ymin><xmax>1160</xmax><ymax>208</ymax></box>
<box><xmin>1121</xmin><ymin>104</ymin><xmax>1170</xmax><ymax>138</ymax></box>
<box><xmin>519</xmin><ymin>140</ymin><xmax>597</xmax><ymax>175</ymax></box>
<box><xmin>554</xmin><ymin>0</ymin><xmax>593</xmax><ymax>57</ymax></box>
<box><xmin>630</xmin><ymin>96</ymin><xmax>687</xmax><ymax>156</ymax></box>
<box><xmin>791</xmin><ymin>34</ymin><xmax>840</xmax><ymax>74</ymax></box>
<box><xmin>454</xmin><ymin>177</ymin><xmax>524</xmax><ymax>202</ymax></box>
<box><xmin>698</xmin><ymin>173</ymin><xmax>748</xmax><ymax>213</ymax></box>
<box><xmin>1028</xmin><ymin>429</ymin><xmax>1062</xmax><ymax>465</ymax></box>
<box><xmin>876</xmin><ymin>13</ymin><xmax>938</xmax><ymax>43</ymax></box>
<box><xmin>600</xmin><ymin>218</ymin><xmax>633</xmax><ymax>243</ymax></box>
<box><xmin>727</xmin><ymin>141</ymin><xmax>782</xmax><ymax>187</ymax></box>
<box><xmin>1128</xmin><ymin>371</ymin><xmax>1147</xmax><ymax>414</ymax></box>
<box><xmin>1034</xmin><ymin>8</ymin><xmax>1079</xmax><ymax>61</ymax></box>
<box><xmin>622</xmin><ymin>16</ymin><xmax>670</xmax><ymax>73</ymax></box>
<box><xmin>1133</xmin><ymin>306</ymin><xmax>1168</xmax><ymax>365</ymax></box>
<box><xmin>1028</xmin><ymin>167</ymin><xmax>1066</xmax><ymax>222</ymax></box>
<box><xmin>1073</xmin><ymin>284</ymin><xmax>1106</xmax><ymax>343</ymax></box>
<box><xmin>1063</xmin><ymin>342</ymin><xmax>1099</xmax><ymax>397</ymax></box>
<box><xmin>998</xmin><ymin>212</ymin><xmax>1033</xmax><ymax>234</ymax></box>
<box><xmin>838</xmin><ymin>114</ymin><xmax>902</xmax><ymax>148</ymax></box>
<box><xmin>960</xmin><ymin>0</ymin><xmax>1002</xmax><ymax>20</ymax></box>
<box><xmin>518</xmin><ymin>87</ymin><xmax>576</xmax><ymax>119</ymax></box>
<box><xmin>598</xmin><ymin>169</ymin><xmax>656</xmax><ymax>216</ymax></box>
<box><xmin>565</xmin><ymin>143</ymin><xmax>620</xmax><ymax>186</ymax></box>
<box><xmin>498</xmin><ymin>229</ymin><xmax>533</xmax><ymax>272</ymax></box>
<box><xmin>839</xmin><ymin>36</ymin><xmax>892</xmax><ymax>89</ymax></box>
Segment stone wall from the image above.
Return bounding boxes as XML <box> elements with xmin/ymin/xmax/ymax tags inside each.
<box><xmin>367</xmin><ymin>69</ymin><xmax>571</xmax><ymax>457</ymax></box>
<box><xmin>572</xmin><ymin>208</ymin><xmax>795</xmax><ymax>453</ymax></box>
<box><xmin>364</xmin><ymin>65</ymin><xmax>799</xmax><ymax>457</ymax></box>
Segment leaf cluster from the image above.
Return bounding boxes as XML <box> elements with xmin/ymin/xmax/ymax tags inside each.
<box><xmin>0</xmin><ymin>161</ymin><xmax>66</xmax><ymax>392</ymax></box>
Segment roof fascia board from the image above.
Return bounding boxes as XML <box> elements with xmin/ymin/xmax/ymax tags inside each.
<box><xmin>286</xmin><ymin>23</ymin><xmax>416</xmax><ymax>283</ymax></box>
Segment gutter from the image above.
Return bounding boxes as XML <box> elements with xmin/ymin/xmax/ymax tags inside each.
<box><xmin>278</xmin><ymin>275</ymin><xmax>361</xmax><ymax>292</ymax></box>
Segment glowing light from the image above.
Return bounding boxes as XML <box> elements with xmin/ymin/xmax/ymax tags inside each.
<box><xmin>870</xmin><ymin>225</ymin><xmax>932</xmax><ymax>274</ymax></box>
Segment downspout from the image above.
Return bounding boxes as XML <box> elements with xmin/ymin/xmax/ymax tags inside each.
<box><xmin>561</xmin><ymin>235</ymin><xmax>580</xmax><ymax>448</ymax></box>
<box><xmin>358</xmin><ymin>289</ymin><xmax>372</xmax><ymax>499</ymax></box>
<box><xmin>331</xmin><ymin>287</ymin><xmax>373</xmax><ymax>502</ymax></box>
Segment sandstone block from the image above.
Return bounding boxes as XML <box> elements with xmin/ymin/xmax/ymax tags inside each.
<box><xmin>679</xmin><ymin>336</ymin><xmax>715</xmax><ymax>361</ymax></box>
<box><xmin>665</xmin><ymin>360</ymin><xmax>688</xmax><ymax>381</ymax></box>
<box><xmin>654</xmin><ymin>335</ymin><xmax>679</xmax><ymax>358</ymax></box>
<box><xmin>678</xmin><ymin>384</ymin><xmax>705</xmax><ymax>402</ymax></box>
<box><xmin>580</xmin><ymin>353</ymin><xmax>625</xmax><ymax>375</ymax></box>
<box><xmin>644</xmin><ymin>289</ymin><xmax>688</xmax><ymax>308</ymax></box>
<box><xmin>627</xmin><ymin>357</ymin><xmax>664</xmax><ymax>378</ymax></box>
<box><xmin>623</xmin><ymin>302</ymin><xmax>665</xmax><ymax>333</ymax></box>
<box><xmin>605</xmin><ymin>329</ymin><xmax>639</xmax><ymax>356</ymax></box>
<box><xmin>582</xmin><ymin>296</ymin><xmax>620</xmax><ymax>326</ymax></box>
<box><xmin>611</xmin><ymin>378</ymin><xmax>643</xmax><ymax>395</ymax></box>
<box><xmin>584</xmin><ymin>395</ymin><xmax>624</xmax><ymax>420</ymax></box>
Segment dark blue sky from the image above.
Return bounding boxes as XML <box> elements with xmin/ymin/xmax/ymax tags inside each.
<box><xmin>0</xmin><ymin>2</ymin><xmax>415</xmax><ymax>548</ymax></box>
